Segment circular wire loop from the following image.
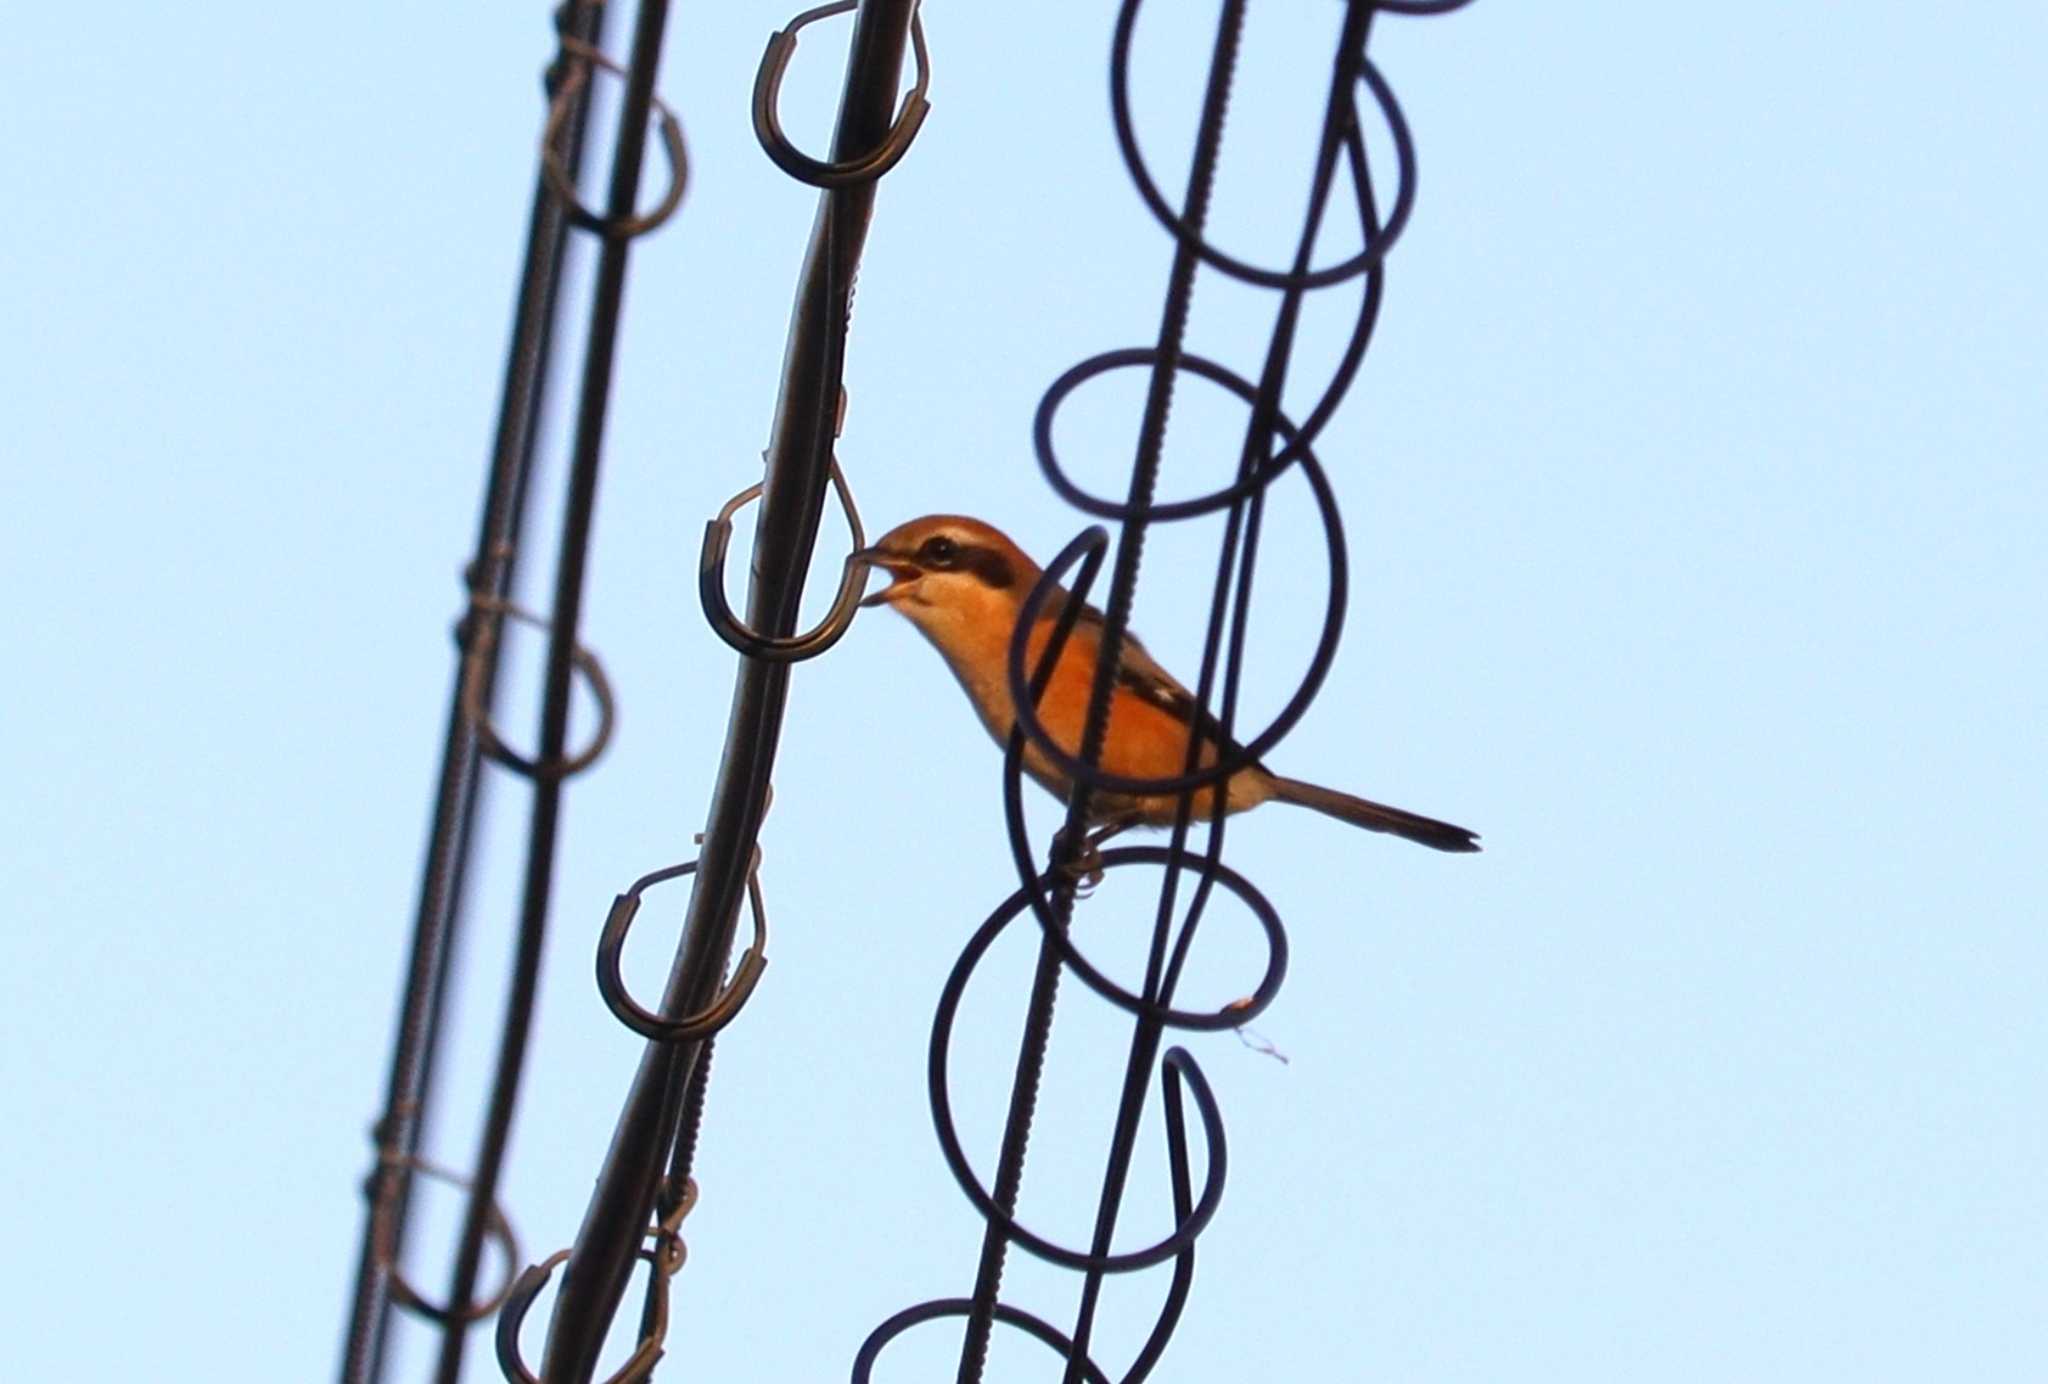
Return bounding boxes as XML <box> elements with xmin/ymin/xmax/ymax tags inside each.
<box><xmin>1006</xmin><ymin>425</ymin><xmax>1348</xmax><ymax>801</ymax></box>
<box><xmin>852</xmin><ymin>1299</ymin><xmax>1112</xmax><ymax>1384</ymax></box>
<box><xmin>752</xmin><ymin>0</ymin><xmax>932</xmax><ymax>189</ymax></box>
<box><xmin>377</xmin><ymin>1154</ymin><xmax>521</xmax><ymax>1326</ymax></box>
<box><xmin>541</xmin><ymin>35</ymin><xmax>689</xmax><ymax>239</ymax></box>
<box><xmin>927</xmin><ymin>876</ymin><xmax>1236</xmax><ymax>1273</ymax></box>
<box><xmin>699</xmin><ymin>458</ymin><xmax>870</xmax><ymax>663</ymax></box>
<box><xmin>1040</xmin><ymin>93</ymin><xmax>1393</xmax><ymax>520</ymax></box>
<box><xmin>1005</xmin><ymin>838</ymin><xmax>1289</xmax><ymax>1032</ymax></box>
<box><xmin>459</xmin><ymin>595</ymin><xmax>616</xmax><ymax>781</ymax></box>
<box><xmin>1109</xmin><ymin>0</ymin><xmax>1415</xmax><ymax>289</ymax></box>
<box><xmin>495</xmin><ymin>1246</ymin><xmax>668</xmax><ymax>1384</ymax></box>
<box><xmin>598</xmin><ymin>857</ymin><xmax>770</xmax><ymax>1043</ymax></box>
<box><xmin>1035</xmin><ymin>346</ymin><xmax>1344</xmax><ymax>524</ymax></box>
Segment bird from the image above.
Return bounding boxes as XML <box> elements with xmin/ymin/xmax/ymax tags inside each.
<box><xmin>852</xmin><ymin>514</ymin><xmax>1479</xmax><ymax>853</ymax></box>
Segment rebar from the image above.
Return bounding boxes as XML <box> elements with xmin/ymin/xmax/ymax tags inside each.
<box><xmin>337</xmin><ymin>0</ymin><xmax>696</xmax><ymax>1377</ymax></box>
<box><xmin>506</xmin><ymin>3</ymin><xmax>932</xmax><ymax>1378</ymax></box>
<box><xmin>854</xmin><ymin>3</ymin><xmax>1474</xmax><ymax>1379</ymax></box>
<box><xmin>338</xmin><ymin>4</ymin><xmax>612</xmax><ymax>1380</ymax></box>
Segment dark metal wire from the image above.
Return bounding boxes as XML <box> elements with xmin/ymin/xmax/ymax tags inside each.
<box><xmin>335</xmin><ymin>0</ymin><xmax>703</xmax><ymax>1379</ymax></box>
<box><xmin>753</xmin><ymin>0</ymin><xmax>933</xmax><ymax>188</ymax></box>
<box><xmin>379</xmin><ymin>1155</ymin><xmax>523</xmax><ymax>1326</ymax></box>
<box><xmin>460</xmin><ymin>596</ymin><xmax>617</xmax><ymax>780</ymax></box>
<box><xmin>519</xmin><ymin>3</ymin><xmax>930</xmax><ymax>1378</ymax></box>
<box><xmin>596</xmin><ymin>856</ymin><xmax>770</xmax><ymax>1043</ymax></box>
<box><xmin>498</xmin><ymin>1174</ymin><xmax>700</xmax><ymax>1384</ymax></box>
<box><xmin>431</xmin><ymin>0</ymin><xmax>688</xmax><ymax>1378</ymax></box>
<box><xmin>698</xmin><ymin>458</ymin><xmax>872</xmax><ymax>661</ymax></box>
<box><xmin>542</xmin><ymin>35</ymin><xmax>691</xmax><ymax>240</ymax></box>
<box><xmin>337</xmin><ymin>3</ymin><xmax>610</xmax><ymax>1380</ymax></box>
<box><xmin>854</xmin><ymin>2</ymin><xmax>1469</xmax><ymax>1379</ymax></box>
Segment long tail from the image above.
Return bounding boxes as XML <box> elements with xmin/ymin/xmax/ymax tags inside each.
<box><xmin>1267</xmin><ymin>776</ymin><xmax>1481</xmax><ymax>853</ymax></box>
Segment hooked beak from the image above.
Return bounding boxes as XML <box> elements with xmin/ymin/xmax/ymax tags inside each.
<box><xmin>851</xmin><ymin>546</ymin><xmax>919</xmax><ymax>608</ymax></box>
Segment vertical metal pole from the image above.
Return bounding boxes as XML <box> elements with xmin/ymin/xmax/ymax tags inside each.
<box><xmin>338</xmin><ymin>5</ymin><xmax>606</xmax><ymax>1379</ymax></box>
<box><xmin>430</xmin><ymin>1</ymin><xmax>680</xmax><ymax>1379</ymax></box>
<box><xmin>537</xmin><ymin>4</ymin><xmax>920</xmax><ymax>1376</ymax></box>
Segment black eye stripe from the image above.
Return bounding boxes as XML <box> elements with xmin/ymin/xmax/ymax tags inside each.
<box><xmin>959</xmin><ymin>545</ymin><xmax>1014</xmax><ymax>589</ymax></box>
<box><xmin>905</xmin><ymin>534</ymin><xmax>1014</xmax><ymax>589</ymax></box>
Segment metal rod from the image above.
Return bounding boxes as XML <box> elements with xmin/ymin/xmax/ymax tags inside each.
<box><xmin>337</xmin><ymin>5</ymin><xmax>607</xmax><ymax>1380</ymax></box>
<box><xmin>432</xmin><ymin>1</ymin><xmax>681</xmax><ymax>1379</ymax></box>
<box><xmin>536</xmin><ymin>4</ymin><xmax>921</xmax><ymax>1377</ymax></box>
<box><xmin>860</xmin><ymin>1</ymin><xmax>1470</xmax><ymax>1377</ymax></box>
<box><xmin>1064</xmin><ymin>11</ymin><xmax>1375</xmax><ymax>1379</ymax></box>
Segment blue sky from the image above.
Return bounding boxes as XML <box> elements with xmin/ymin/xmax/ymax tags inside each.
<box><xmin>4</xmin><ymin>3</ymin><xmax>2043</xmax><ymax>1380</ymax></box>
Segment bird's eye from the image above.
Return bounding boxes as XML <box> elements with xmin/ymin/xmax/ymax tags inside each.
<box><xmin>919</xmin><ymin>535</ymin><xmax>960</xmax><ymax>568</ymax></box>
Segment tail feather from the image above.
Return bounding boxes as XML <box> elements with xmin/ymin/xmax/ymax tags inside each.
<box><xmin>1268</xmin><ymin>776</ymin><xmax>1481</xmax><ymax>853</ymax></box>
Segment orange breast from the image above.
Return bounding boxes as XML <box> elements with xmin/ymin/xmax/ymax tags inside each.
<box><xmin>1011</xmin><ymin>620</ymin><xmax>1258</xmax><ymax>823</ymax></box>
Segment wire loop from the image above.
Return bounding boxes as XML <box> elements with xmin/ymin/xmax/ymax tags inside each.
<box><xmin>699</xmin><ymin>458</ymin><xmax>870</xmax><ymax>662</ymax></box>
<box><xmin>929</xmin><ymin>931</ymin><xmax>1232</xmax><ymax>1272</ymax></box>
<box><xmin>542</xmin><ymin>36</ymin><xmax>689</xmax><ymax>239</ymax></box>
<box><xmin>459</xmin><ymin>595</ymin><xmax>615</xmax><ymax>781</ymax></box>
<box><xmin>1000</xmin><ymin>843</ymin><xmax>1289</xmax><ymax>1031</ymax></box>
<box><xmin>752</xmin><ymin>0</ymin><xmax>932</xmax><ymax>188</ymax></box>
<box><xmin>376</xmin><ymin>1155</ymin><xmax>521</xmax><ymax>1326</ymax></box>
<box><xmin>1109</xmin><ymin>0</ymin><xmax>1414</xmax><ymax>289</ymax></box>
<box><xmin>1034</xmin><ymin>346</ymin><xmax>1339</xmax><ymax>523</ymax></box>
<box><xmin>852</xmin><ymin>1300</ymin><xmax>1113</xmax><ymax>1384</ymax></box>
<box><xmin>494</xmin><ymin>1247</ymin><xmax>667</xmax><ymax>1384</ymax></box>
<box><xmin>861</xmin><ymin>3</ymin><xmax>1470</xmax><ymax>1378</ymax></box>
<box><xmin>597</xmin><ymin>857</ymin><xmax>770</xmax><ymax>1044</ymax></box>
<box><xmin>496</xmin><ymin>1177</ymin><xmax>698</xmax><ymax>1383</ymax></box>
<box><xmin>1038</xmin><ymin>107</ymin><xmax>1397</xmax><ymax>514</ymax></box>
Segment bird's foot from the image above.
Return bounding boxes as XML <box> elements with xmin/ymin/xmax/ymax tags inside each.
<box><xmin>1051</xmin><ymin>816</ymin><xmax>1142</xmax><ymax>900</ymax></box>
<box><xmin>1051</xmin><ymin>831</ymin><xmax>1107</xmax><ymax>897</ymax></box>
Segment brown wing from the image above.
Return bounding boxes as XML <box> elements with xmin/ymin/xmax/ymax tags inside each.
<box><xmin>1038</xmin><ymin>593</ymin><xmax>1246</xmax><ymax>760</ymax></box>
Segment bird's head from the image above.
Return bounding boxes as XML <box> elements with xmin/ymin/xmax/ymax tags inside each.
<box><xmin>853</xmin><ymin>514</ymin><xmax>1041</xmax><ymax>645</ymax></box>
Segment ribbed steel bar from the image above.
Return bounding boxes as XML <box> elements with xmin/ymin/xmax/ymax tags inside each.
<box><xmin>534</xmin><ymin>4</ymin><xmax>921</xmax><ymax>1377</ymax></box>
<box><xmin>1058</xmin><ymin>14</ymin><xmax>1380</xmax><ymax>1378</ymax></box>
<box><xmin>432</xmin><ymin>0</ymin><xmax>682</xmax><ymax>1378</ymax></box>
<box><xmin>959</xmin><ymin>5</ymin><xmax>1249</xmax><ymax>1380</ymax></box>
<box><xmin>859</xmin><ymin>3</ymin><xmax>1473</xmax><ymax>1378</ymax></box>
<box><xmin>338</xmin><ymin>5</ymin><xmax>608</xmax><ymax>1380</ymax></box>
<box><xmin>955</xmin><ymin>9</ymin><xmax>1246</xmax><ymax>1378</ymax></box>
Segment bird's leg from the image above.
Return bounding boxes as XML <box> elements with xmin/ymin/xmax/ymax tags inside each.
<box><xmin>1051</xmin><ymin>812</ymin><xmax>1141</xmax><ymax>899</ymax></box>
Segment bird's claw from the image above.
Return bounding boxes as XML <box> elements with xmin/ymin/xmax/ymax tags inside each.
<box><xmin>1050</xmin><ymin>829</ymin><xmax>1108</xmax><ymax>898</ymax></box>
